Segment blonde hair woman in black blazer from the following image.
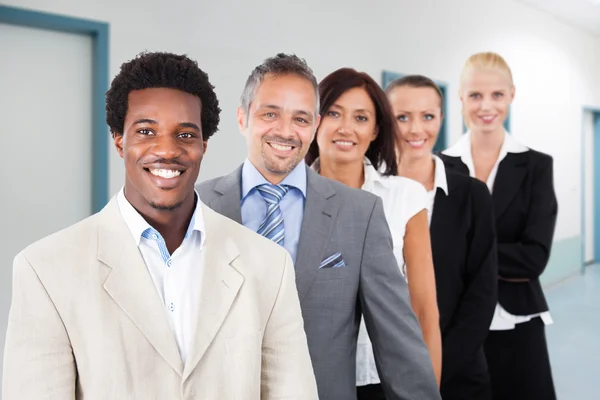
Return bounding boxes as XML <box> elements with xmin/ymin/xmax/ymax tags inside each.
<box><xmin>440</xmin><ymin>52</ymin><xmax>558</xmax><ymax>400</ymax></box>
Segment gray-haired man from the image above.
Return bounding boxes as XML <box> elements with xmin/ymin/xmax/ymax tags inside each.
<box><xmin>198</xmin><ymin>53</ymin><xmax>441</xmax><ymax>400</ymax></box>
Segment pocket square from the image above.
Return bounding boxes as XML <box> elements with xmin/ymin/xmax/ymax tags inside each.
<box><xmin>319</xmin><ymin>252</ymin><xmax>345</xmax><ymax>269</ymax></box>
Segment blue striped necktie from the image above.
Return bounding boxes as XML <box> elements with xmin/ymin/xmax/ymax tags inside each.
<box><xmin>256</xmin><ymin>184</ymin><xmax>289</xmax><ymax>246</ymax></box>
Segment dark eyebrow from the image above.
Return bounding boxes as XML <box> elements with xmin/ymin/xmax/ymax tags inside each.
<box><xmin>133</xmin><ymin>118</ymin><xmax>157</xmax><ymax>125</ymax></box>
<box><xmin>259</xmin><ymin>104</ymin><xmax>314</xmax><ymax>119</ymax></box>
<box><xmin>179</xmin><ymin>122</ymin><xmax>201</xmax><ymax>131</ymax></box>
<box><xmin>395</xmin><ymin>110</ymin><xmax>436</xmax><ymax>114</ymax></box>
<box><xmin>258</xmin><ymin>104</ymin><xmax>282</xmax><ymax>110</ymax></box>
<box><xmin>331</xmin><ymin>104</ymin><xmax>372</xmax><ymax>115</ymax></box>
<box><xmin>133</xmin><ymin>119</ymin><xmax>200</xmax><ymax>131</ymax></box>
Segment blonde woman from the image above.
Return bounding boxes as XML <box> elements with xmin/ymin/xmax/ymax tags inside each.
<box><xmin>439</xmin><ymin>52</ymin><xmax>558</xmax><ymax>400</ymax></box>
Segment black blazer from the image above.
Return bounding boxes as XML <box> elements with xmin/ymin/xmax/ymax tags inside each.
<box><xmin>438</xmin><ymin>150</ymin><xmax>558</xmax><ymax>316</ymax></box>
<box><xmin>430</xmin><ymin>169</ymin><xmax>497</xmax><ymax>399</ymax></box>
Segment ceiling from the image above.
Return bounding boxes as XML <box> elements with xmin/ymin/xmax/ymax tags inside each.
<box><xmin>514</xmin><ymin>0</ymin><xmax>600</xmax><ymax>37</ymax></box>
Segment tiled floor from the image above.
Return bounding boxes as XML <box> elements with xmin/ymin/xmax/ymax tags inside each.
<box><xmin>545</xmin><ymin>265</ymin><xmax>600</xmax><ymax>399</ymax></box>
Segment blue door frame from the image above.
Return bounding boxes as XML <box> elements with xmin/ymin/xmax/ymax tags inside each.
<box><xmin>0</xmin><ymin>5</ymin><xmax>109</xmax><ymax>213</ymax></box>
<box><xmin>581</xmin><ymin>106</ymin><xmax>600</xmax><ymax>272</ymax></box>
<box><xmin>381</xmin><ymin>70</ymin><xmax>448</xmax><ymax>152</ymax></box>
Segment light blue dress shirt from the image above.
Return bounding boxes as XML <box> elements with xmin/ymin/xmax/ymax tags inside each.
<box><xmin>241</xmin><ymin>158</ymin><xmax>307</xmax><ymax>263</ymax></box>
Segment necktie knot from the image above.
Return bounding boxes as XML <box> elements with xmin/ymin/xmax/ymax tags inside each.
<box><xmin>256</xmin><ymin>184</ymin><xmax>289</xmax><ymax>205</ymax></box>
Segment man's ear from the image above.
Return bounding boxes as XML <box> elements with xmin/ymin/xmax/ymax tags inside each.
<box><xmin>237</xmin><ymin>106</ymin><xmax>247</xmax><ymax>135</ymax></box>
<box><xmin>113</xmin><ymin>132</ymin><xmax>124</xmax><ymax>158</ymax></box>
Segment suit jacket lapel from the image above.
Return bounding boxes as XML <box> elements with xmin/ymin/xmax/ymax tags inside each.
<box><xmin>429</xmin><ymin>171</ymin><xmax>463</xmax><ymax>273</ymax></box>
<box><xmin>209</xmin><ymin>165</ymin><xmax>243</xmax><ymax>223</ymax></box>
<box><xmin>440</xmin><ymin>155</ymin><xmax>469</xmax><ymax>176</ymax></box>
<box><xmin>429</xmin><ymin>188</ymin><xmax>451</xmax><ymax>255</ymax></box>
<box><xmin>294</xmin><ymin>168</ymin><xmax>339</xmax><ymax>302</ymax></box>
<box><xmin>492</xmin><ymin>153</ymin><xmax>528</xmax><ymax>219</ymax></box>
<box><xmin>442</xmin><ymin>153</ymin><xmax>528</xmax><ymax>219</ymax></box>
<box><xmin>183</xmin><ymin>205</ymin><xmax>243</xmax><ymax>381</ymax></box>
<box><xmin>98</xmin><ymin>199</ymin><xmax>183</xmax><ymax>376</ymax></box>
<box><xmin>206</xmin><ymin>165</ymin><xmax>340</xmax><ymax>303</ymax></box>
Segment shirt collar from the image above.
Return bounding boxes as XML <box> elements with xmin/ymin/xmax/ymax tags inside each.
<box><xmin>117</xmin><ymin>187</ymin><xmax>205</xmax><ymax>246</ymax></box>
<box><xmin>442</xmin><ymin>130</ymin><xmax>529</xmax><ymax>175</ymax></box>
<box><xmin>362</xmin><ymin>157</ymin><xmax>395</xmax><ymax>190</ymax></box>
<box><xmin>241</xmin><ymin>158</ymin><xmax>307</xmax><ymax>200</ymax></box>
<box><xmin>432</xmin><ymin>155</ymin><xmax>449</xmax><ymax>196</ymax></box>
<box><xmin>367</xmin><ymin>156</ymin><xmax>447</xmax><ymax>195</ymax></box>
<box><xmin>308</xmin><ymin>157</ymin><xmax>321</xmax><ymax>173</ymax></box>
<box><xmin>310</xmin><ymin>157</ymin><xmax>389</xmax><ymax>190</ymax></box>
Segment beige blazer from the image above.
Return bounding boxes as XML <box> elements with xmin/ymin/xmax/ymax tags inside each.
<box><xmin>2</xmin><ymin>198</ymin><xmax>317</xmax><ymax>399</ymax></box>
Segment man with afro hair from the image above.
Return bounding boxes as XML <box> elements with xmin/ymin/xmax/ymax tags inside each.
<box><xmin>3</xmin><ymin>51</ymin><xmax>318</xmax><ymax>399</ymax></box>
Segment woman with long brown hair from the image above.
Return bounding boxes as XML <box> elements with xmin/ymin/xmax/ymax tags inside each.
<box><xmin>306</xmin><ymin>68</ymin><xmax>441</xmax><ymax>399</ymax></box>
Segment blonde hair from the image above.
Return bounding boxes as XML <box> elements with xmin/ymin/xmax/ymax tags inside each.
<box><xmin>460</xmin><ymin>52</ymin><xmax>514</xmax><ymax>129</ymax></box>
<box><xmin>460</xmin><ymin>52</ymin><xmax>514</xmax><ymax>90</ymax></box>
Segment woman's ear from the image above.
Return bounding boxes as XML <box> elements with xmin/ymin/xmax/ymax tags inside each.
<box><xmin>372</xmin><ymin>125</ymin><xmax>379</xmax><ymax>142</ymax></box>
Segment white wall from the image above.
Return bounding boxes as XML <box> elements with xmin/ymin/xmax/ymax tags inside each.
<box><xmin>0</xmin><ymin>21</ymin><xmax>93</xmax><ymax>383</ymax></box>
<box><xmin>3</xmin><ymin>0</ymin><xmax>600</xmax><ymax>247</ymax></box>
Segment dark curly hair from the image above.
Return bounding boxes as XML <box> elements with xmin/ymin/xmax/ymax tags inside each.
<box><xmin>106</xmin><ymin>51</ymin><xmax>221</xmax><ymax>140</ymax></box>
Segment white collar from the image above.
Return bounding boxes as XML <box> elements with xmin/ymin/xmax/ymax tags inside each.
<box><xmin>116</xmin><ymin>187</ymin><xmax>205</xmax><ymax>247</ymax></box>
<box><xmin>310</xmin><ymin>157</ymin><xmax>394</xmax><ymax>190</ymax></box>
<box><xmin>362</xmin><ymin>158</ymin><xmax>396</xmax><ymax>189</ymax></box>
<box><xmin>442</xmin><ymin>130</ymin><xmax>528</xmax><ymax>175</ymax></box>
<box><xmin>443</xmin><ymin>130</ymin><xmax>528</xmax><ymax>157</ymax></box>
<box><xmin>432</xmin><ymin>155</ymin><xmax>449</xmax><ymax>195</ymax></box>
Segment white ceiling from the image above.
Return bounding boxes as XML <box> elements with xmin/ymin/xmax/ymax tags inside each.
<box><xmin>515</xmin><ymin>0</ymin><xmax>600</xmax><ymax>37</ymax></box>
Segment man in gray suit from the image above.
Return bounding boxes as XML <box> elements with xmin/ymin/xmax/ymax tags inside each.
<box><xmin>197</xmin><ymin>53</ymin><xmax>440</xmax><ymax>400</ymax></box>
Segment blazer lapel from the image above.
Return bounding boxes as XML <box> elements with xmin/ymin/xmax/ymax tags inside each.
<box><xmin>429</xmin><ymin>187</ymin><xmax>451</xmax><ymax>254</ymax></box>
<box><xmin>294</xmin><ymin>169</ymin><xmax>340</xmax><ymax>302</ymax></box>
<box><xmin>183</xmin><ymin>205</ymin><xmax>243</xmax><ymax>381</ymax></box>
<box><xmin>439</xmin><ymin>154</ymin><xmax>469</xmax><ymax>176</ymax></box>
<box><xmin>492</xmin><ymin>153</ymin><xmax>529</xmax><ymax>219</ymax></box>
<box><xmin>429</xmin><ymin>172</ymin><xmax>462</xmax><ymax>271</ymax></box>
<box><xmin>209</xmin><ymin>165</ymin><xmax>243</xmax><ymax>223</ymax></box>
<box><xmin>98</xmin><ymin>199</ymin><xmax>183</xmax><ymax>376</ymax></box>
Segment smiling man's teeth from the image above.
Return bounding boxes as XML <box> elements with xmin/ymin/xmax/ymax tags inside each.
<box><xmin>149</xmin><ymin>169</ymin><xmax>181</xmax><ymax>178</ymax></box>
<box><xmin>334</xmin><ymin>140</ymin><xmax>354</xmax><ymax>147</ymax></box>
<box><xmin>271</xmin><ymin>143</ymin><xmax>293</xmax><ymax>151</ymax></box>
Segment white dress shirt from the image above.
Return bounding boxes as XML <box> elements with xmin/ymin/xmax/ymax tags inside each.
<box><xmin>358</xmin><ymin>159</ymin><xmax>429</xmax><ymax>386</ymax></box>
<box><xmin>443</xmin><ymin>131</ymin><xmax>554</xmax><ymax>331</ymax></box>
<box><xmin>117</xmin><ymin>188</ymin><xmax>205</xmax><ymax>363</ymax></box>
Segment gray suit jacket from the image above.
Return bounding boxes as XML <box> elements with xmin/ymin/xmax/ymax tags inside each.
<box><xmin>197</xmin><ymin>165</ymin><xmax>441</xmax><ymax>400</ymax></box>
